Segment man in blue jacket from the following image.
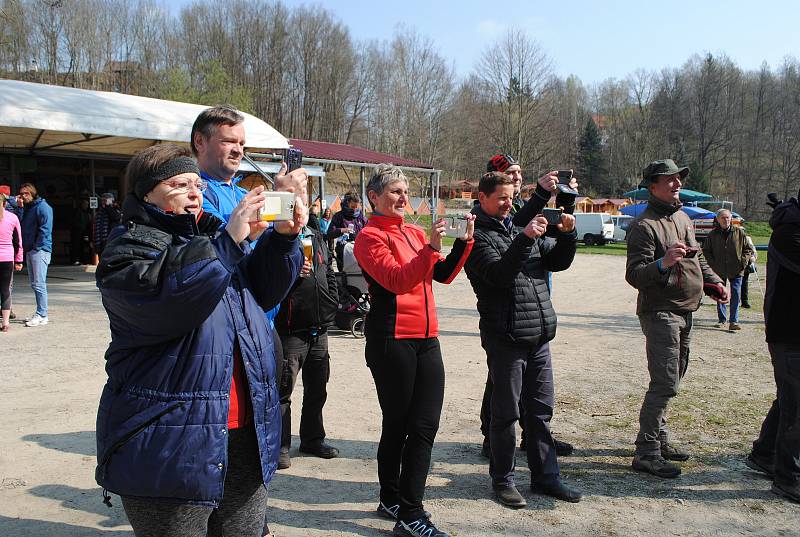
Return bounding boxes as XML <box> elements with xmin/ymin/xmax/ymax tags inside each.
<box><xmin>17</xmin><ymin>182</ymin><xmax>53</xmax><ymax>327</ymax></box>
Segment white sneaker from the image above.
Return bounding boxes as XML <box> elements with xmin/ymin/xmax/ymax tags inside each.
<box><xmin>25</xmin><ymin>314</ymin><xmax>49</xmax><ymax>327</ymax></box>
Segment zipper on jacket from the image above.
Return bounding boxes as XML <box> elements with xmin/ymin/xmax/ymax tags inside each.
<box><xmin>98</xmin><ymin>401</ymin><xmax>186</xmax><ymax>477</ymax></box>
<box><xmin>399</xmin><ymin>226</ymin><xmax>431</xmax><ymax>338</ymax></box>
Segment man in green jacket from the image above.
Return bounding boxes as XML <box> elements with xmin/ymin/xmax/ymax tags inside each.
<box><xmin>626</xmin><ymin>159</ymin><xmax>728</xmax><ymax>478</ymax></box>
<box><xmin>702</xmin><ymin>209</ymin><xmax>753</xmax><ymax>331</ymax></box>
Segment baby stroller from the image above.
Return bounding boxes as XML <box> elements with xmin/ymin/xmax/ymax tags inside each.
<box><xmin>334</xmin><ymin>240</ymin><xmax>370</xmax><ymax>338</ymax></box>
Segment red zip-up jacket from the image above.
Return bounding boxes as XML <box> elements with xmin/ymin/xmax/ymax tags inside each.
<box><xmin>354</xmin><ymin>214</ymin><xmax>473</xmax><ymax>339</ymax></box>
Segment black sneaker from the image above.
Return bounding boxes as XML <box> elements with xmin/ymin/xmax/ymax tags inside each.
<box><xmin>299</xmin><ymin>441</ymin><xmax>339</xmax><ymax>459</ymax></box>
<box><xmin>377</xmin><ymin>501</ymin><xmax>431</xmax><ymax>521</ymax></box>
<box><xmin>744</xmin><ymin>452</ymin><xmax>774</xmax><ymax>478</ymax></box>
<box><xmin>278</xmin><ymin>448</ymin><xmax>291</xmax><ymax>469</ymax></box>
<box><xmin>377</xmin><ymin>501</ymin><xmax>400</xmax><ymax>520</ymax></box>
<box><xmin>393</xmin><ymin>517</ymin><xmax>450</xmax><ymax>537</ymax></box>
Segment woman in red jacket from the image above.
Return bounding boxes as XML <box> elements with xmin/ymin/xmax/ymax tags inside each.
<box><xmin>354</xmin><ymin>164</ymin><xmax>474</xmax><ymax>537</ymax></box>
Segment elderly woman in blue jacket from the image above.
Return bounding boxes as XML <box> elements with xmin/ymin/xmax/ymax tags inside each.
<box><xmin>95</xmin><ymin>144</ymin><xmax>304</xmax><ymax>537</ymax></box>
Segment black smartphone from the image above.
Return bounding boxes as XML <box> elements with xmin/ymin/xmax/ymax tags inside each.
<box><xmin>556</xmin><ymin>169</ymin><xmax>578</xmax><ymax>195</ymax></box>
<box><xmin>542</xmin><ymin>207</ymin><xmax>563</xmax><ymax>225</ymax></box>
<box><xmin>557</xmin><ymin>170</ymin><xmax>573</xmax><ymax>184</ymax></box>
<box><xmin>286</xmin><ymin>148</ymin><xmax>303</xmax><ymax>172</ymax></box>
<box><xmin>684</xmin><ymin>247</ymin><xmax>698</xmax><ymax>259</ymax></box>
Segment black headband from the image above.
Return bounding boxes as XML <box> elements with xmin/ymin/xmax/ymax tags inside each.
<box><xmin>134</xmin><ymin>156</ymin><xmax>200</xmax><ymax>199</ymax></box>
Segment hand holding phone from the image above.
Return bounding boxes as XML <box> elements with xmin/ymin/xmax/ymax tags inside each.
<box><xmin>542</xmin><ymin>207</ymin><xmax>563</xmax><ymax>225</ymax></box>
<box><xmin>556</xmin><ymin>170</ymin><xmax>579</xmax><ymax>195</ymax></box>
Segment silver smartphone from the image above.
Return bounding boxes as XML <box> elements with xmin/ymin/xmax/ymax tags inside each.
<box><xmin>258</xmin><ymin>191</ymin><xmax>295</xmax><ymax>222</ymax></box>
<box><xmin>443</xmin><ymin>216</ymin><xmax>468</xmax><ymax>238</ymax></box>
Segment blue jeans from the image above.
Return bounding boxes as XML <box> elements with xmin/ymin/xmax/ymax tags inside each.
<box><xmin>26</xmin><ymin>250</ymin><xmax>50</xmax><ymax>317</ymax></box>
<box><xmin>717</xmin><ymin>276</ymin><xmax>742</xmax><ymax>323</ymax></box>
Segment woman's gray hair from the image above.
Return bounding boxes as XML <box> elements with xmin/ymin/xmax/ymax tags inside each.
<box><xmin>366</xmin><ymin>164</ymin><xmax>408</xmax><ymax>208</ymax></box>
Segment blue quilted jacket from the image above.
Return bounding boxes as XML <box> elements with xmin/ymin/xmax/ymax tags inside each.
<box><xmin>94</xmin><ymin>195</ymin><xmax>302</xmax><ymax>506</ymax></box>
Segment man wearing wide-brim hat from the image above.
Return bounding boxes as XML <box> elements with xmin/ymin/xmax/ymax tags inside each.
<box><xmin>625</xmin><ymin>159</ymin><xmax>728</xmax><ymax>478</ymax></box>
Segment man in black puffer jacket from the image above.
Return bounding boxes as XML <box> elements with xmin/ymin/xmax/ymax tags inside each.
<box><xmin>465</xmin><ymin>171</ymin><xmax>581</xmax><ymax>508</ymax></box>
<box><xmin>274</xmin><ymin>225</ymin><xmax>339</xmax><ymax>469</ymax></box>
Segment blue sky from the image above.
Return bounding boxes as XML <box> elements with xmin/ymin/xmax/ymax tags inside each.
<box><xmin>168</xmin><ymin>0</ymin><xmax>800</xmax><ymax>84</ymax></box>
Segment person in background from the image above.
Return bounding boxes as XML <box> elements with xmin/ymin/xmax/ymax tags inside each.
<box><xmin>0</xmin><ymin>193</ymin><xmax>23</xmax><ymax>332</ymax></box>
<box><xmin>626</xmin><ymin>159</ymin><xmax>727</xmax><ymax>479</ymax></box>
<box><xmin>740</xmin><ymin>234</ymin><xmax>757</xmax><ymax>308</ymax></box>
<box><xmin>274</xmin><ymin>212</ymin><xmax>339</xmax><ymax>469</ymax></box>
<box><xmin>319</xmin><ymin>207</ymin><xmax>332</xmax><ymax>236</ymax></box>
<box><xmin>745</xmin><ymin>191</ymin><xmax>800</xmax><ymax>503</ymax></box>
<box><xmin>17</xmin><ymin>182</ymin><xmax>53</xmax><ymax>327</ymax></box>
<box><xmin>327</xmin><ymin>192</ymin><xmax>367</xmax><ymax>241</ymax></box>
<box><xmin>702</xmin><ymin>209</ymin><xmax>753</xmax><ymax>331</ymax></box>
<box><xmin>70</xmin><ymin>199</ymin><xmax>92</xmax><ymax>265</ymax></box>
<box><xmin>93</xmin><ymin>193</ymin><xmax>122</xmax><ymax>256</ymax></box>
<box><xmin>95</xmin><ymin>144</ymin><xmax>303</xmax><ymax>537</ymax></box>
<box><xmin>354</xmin><ymin>164</ymin><xmax>474</xmax><ymax>537</ymax></box>
<box><xmin>1</xmin><ymin>185</ymin><xmax>19</xmax><ymax>321</ymax></box>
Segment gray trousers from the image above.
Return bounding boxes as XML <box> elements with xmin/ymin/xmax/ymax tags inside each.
<box><xmin>635</xmin><ymin>311</ymin><xmax>692</xmax><ymax>456</ymax></box>
<box><xmin>121</xmin><ymin>426</ymin><xmax>267</xmax><ymax>537</ymax></box>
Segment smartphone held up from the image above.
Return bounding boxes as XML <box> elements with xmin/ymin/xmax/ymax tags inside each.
<box><xmin>556</xmin><ymin>170</ymin><xmax>579</xmax><ymax>195</ymax></box>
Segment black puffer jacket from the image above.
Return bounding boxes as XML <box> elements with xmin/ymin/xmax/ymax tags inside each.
<box><xmin>275</xmin><ymin>226</ymin><xmax>338</xmax><ymax>335</ymax></box>
<box><xmin>765</xmin><ymin>197</ymin><xmax>800</xmax><ymax>344</ymax></box>
<box><xmin>465</xmin><ymin>205</ymin><xmax>577</xmax><ymax>345</ymax></box>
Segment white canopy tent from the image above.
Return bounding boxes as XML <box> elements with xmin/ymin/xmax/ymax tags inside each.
<box><xmin>0</xmin><ymin>79</ymin><xmax>288</xmax><ymax>157</ymax></box>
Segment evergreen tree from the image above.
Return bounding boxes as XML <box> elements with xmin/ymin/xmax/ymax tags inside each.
<box><xmin>577</xmin><ymin>117</ymin><xmax>608</xmax><ymax>194</ymax></box>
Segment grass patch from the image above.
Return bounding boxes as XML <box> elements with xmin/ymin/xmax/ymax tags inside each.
<box><xmin>744</xmin><ymin>221</ymin><xmax>771</xmax><ymax>238</ymax></box>
<box><xmin>577</xmin><ymin>242</ymin><xmax>628</xmax><ymax>256</ymax></box>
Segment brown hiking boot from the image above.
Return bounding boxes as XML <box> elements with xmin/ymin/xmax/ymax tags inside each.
<box><xmin>729</xmin><ymin>322</ymin><xmax>742</xmax><ymax>331</ymax></box>
<box><xmin>632</xmin><ymin>454</ymin><xmax>681</xmax><ymax>478</ymax></box>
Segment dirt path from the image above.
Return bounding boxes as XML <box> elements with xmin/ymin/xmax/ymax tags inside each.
<box><xmin>0</xmin><ymin>255</ymin><xmax>796</xmax><ymax>536</ymax></box>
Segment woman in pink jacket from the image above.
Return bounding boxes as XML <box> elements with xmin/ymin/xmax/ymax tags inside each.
<box><xmin>0</xmin><ymin>193</ymin><xmax>23</xmax><ymax>332</ymax></box>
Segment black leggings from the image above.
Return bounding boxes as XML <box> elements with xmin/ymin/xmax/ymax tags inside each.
<box><xmin>0</xmin><ymin>262</ymin><xmax>13</xmax><ymax>311</ymax></box>
<box><xmin>366</xmin><ymin>337</ymin><xmax>444</xmax><ymax>522</ymax></box>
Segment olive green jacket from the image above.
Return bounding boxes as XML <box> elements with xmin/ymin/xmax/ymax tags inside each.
<box><xmin>626</xmin><ymin>196</ymin><xmax>722</xmax><ymax>315</ymax></box>
<box><xmin>702</xmin><ymin>225</ymin><xmax>753</xmax><ymax>280</ymax></box>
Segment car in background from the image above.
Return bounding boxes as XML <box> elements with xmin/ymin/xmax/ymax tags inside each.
<box><xmin>574</xmin><ymin>213</ymin><xmax>615</xmax><ymax>245</ymax></box>
<box><xmin>609</xmin><ymin>214</ymin><xmax>634</xmax><ymax>242</ymax></box>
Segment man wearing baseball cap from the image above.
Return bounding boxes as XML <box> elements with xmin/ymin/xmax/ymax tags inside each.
<box><xmin>625</xmin><ymin>159</ymin><xmax>728</xmax><ymax>478</ymax></box>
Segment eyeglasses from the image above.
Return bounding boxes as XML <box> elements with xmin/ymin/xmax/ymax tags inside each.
<box><xmin>161</xmin><ymin>179</ymin><xmax>208</xmax><ymax>193</ymax></box>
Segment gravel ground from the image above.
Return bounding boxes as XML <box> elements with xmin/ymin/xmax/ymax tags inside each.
<box><xmin>0</xmin><ymin>255</ymin><xmax>796</xmax><ymax>536</ymax></box>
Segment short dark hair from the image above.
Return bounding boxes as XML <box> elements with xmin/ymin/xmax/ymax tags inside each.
<box><xmin>125</xmin><ymin>144</ymin><xmax>194</xmax><ymax>193</ymax></box>
<box><xmin>190</xmin><ymin>105</ymin><xmax>244</xmax><ymax>155</ymax></box>
<box><xmin>478</xmin><ymin>171</ymin><xmax>514</xmax><ymax>195</ymax></box>
<box><xmin>342</xmin><ymin>191</ymin><xmax>361</xmax><ymax>206</ymax></box>
<box><xmin>19</xmin><ymin>182</ymin><xmax>38</xmax><ymax>198</ymax></box>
